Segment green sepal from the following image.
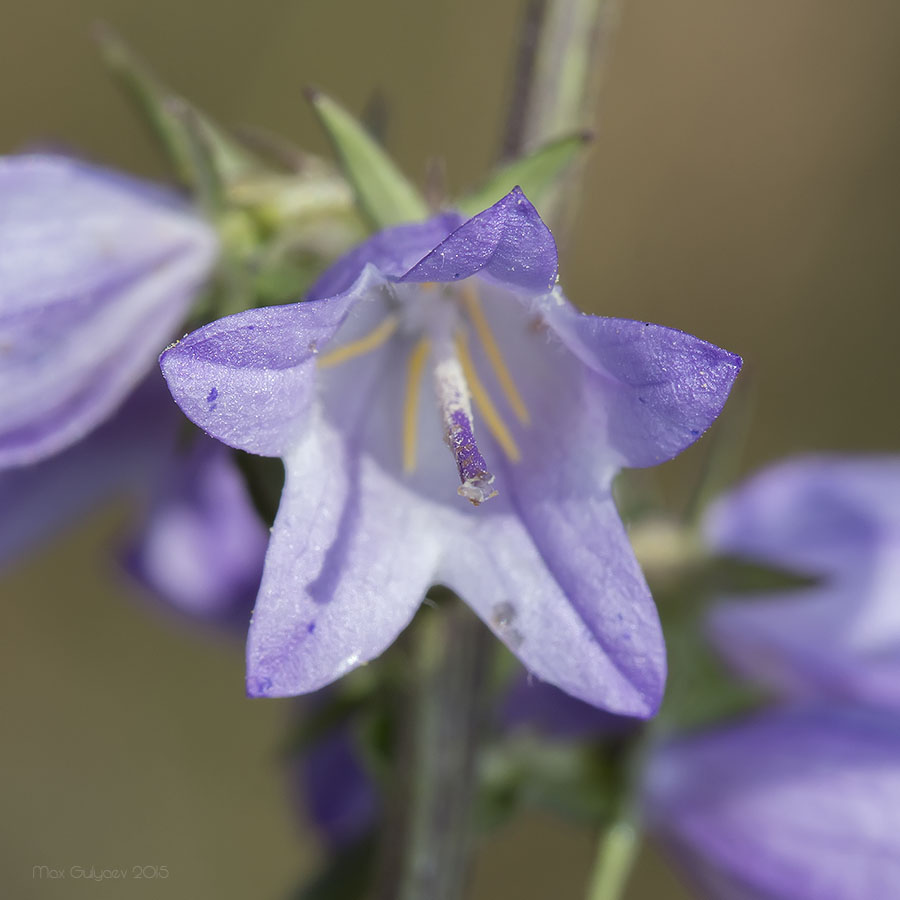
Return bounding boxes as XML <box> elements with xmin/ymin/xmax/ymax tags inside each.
<box><xmin>95</xmin><ymin>25</ymin><xmax>259</xmax><ymax>187</ymax></box>
<box><xmin>306</xmin><ymin>88</ymin><xmax>429</xmax><ymax>229</ymax></box>
<box><xmin>457</xmin><ymin>131</ymin><xmax>592</xmax><ymax>217</ymax></box>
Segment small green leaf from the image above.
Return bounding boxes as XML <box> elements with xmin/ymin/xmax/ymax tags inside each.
<box><xmin>306</xmin><ymin>88</ymin><xmax>428</xmax><ymax>229</ymax></box>
<box><xmin>95</xmin><ymin>24</ymin><xmax>259</xmax><ymax>186</ymax></box>
<box><xmin>458</xmin><ymin>131</ymin><xmax>592</xmax><ymax>217</ymax></box>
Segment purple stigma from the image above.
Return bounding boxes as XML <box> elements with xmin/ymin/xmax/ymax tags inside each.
<box><xmin>432</xmin><ymin>346</ymin><xmax>498</xmax><ymax>505</ymax></box>
<box><xmin>447</xmin><ymin>408</ymin><xmax>497</xmax><ymax>505</ymax></box>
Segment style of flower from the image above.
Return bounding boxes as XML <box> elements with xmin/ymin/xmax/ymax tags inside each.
<box><xmin>0</xmin><ymin>153</ymin><xmax>217</xmax><ymax>468</ymax></box>
<box><xmin>704</xmin><ymin>455</ymin><xmax>900</xmax><ymax>709</ymax></box>
<box><xmin>160</xmin><ymin>187</ymin><xmax>740</xmax><ymax>717</ymax></box>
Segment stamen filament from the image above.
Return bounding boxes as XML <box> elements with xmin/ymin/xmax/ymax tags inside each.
<box><xmin>460</xmin><ymin>283</ymin><xmax>530</xmax><ymax>424</ymax></box>
<box><xmin>403</xmin><ymin>337</ymin><xmax>431</xmax><ymax>473</ymax></box>
<box><xmin>317</xmin><ymin>315</ymin><xmax>399</xmax><ymax>369</ymax></box>
<box><xmin>454</xmin><ymin>332</ymin><xmax>522</xmax><ymax>463</ymax></box>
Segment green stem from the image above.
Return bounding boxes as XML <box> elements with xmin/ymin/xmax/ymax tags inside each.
<box><xmin>517</xmin><ymin>0</ymin><xmax>624</xmax><ymax>232</ymax></box>
<box><xmin>586</xmin><ymin>817</ymin><xmax>641</xmax><ymax>900</ymax></box>
<box><xmin>585</xmin><ymin>724</ymin><xmax>654</xmax><ymax>900</ymax></box>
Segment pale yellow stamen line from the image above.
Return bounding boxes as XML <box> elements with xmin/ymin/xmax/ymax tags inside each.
<box><xmin>403</xmin><ymin>337</ymin><xmax>431</xmax><ymax>473</ymax></box>
<box><xmin>454</xmin><ymin>333</ymin><xmax>522</xmax><ymax>463</ymax></box>
<box><xmin>460</xmin><ymin>283</ymin><xmax>530</xmax><ymax>424</ymax></box>
<box><xmin>317</xmin><ymin>316</ymin><xmax>399</xmax><ymax>369</ymax></box>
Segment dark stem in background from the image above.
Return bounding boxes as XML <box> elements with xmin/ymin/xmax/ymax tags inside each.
<box><xmin>374</xmin><ymin>596</ymin><xmax>491</xmax><ymax>900</ymax></box>
<box><xmin>501</xmin><ymin>0</ymin><xmax>548</xmax><ymax>160</ymax></box>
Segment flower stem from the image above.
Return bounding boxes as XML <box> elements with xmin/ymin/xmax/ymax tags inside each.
<box><xmin>586</xmin><ymin>817</ymin><xmax>640</xmax><ymax>900</ymax></box>
<box><xmin>376</xmin><ymin>596</ymin><xmax>491</xmax><ymax>900</ymax></box>
<box><xmin>508</xmin><ymin>0</ymin><xmax>624</xmax><ymax>233</ymax></box>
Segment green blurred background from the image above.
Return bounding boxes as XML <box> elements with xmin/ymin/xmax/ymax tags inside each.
<box><xmin>2</xmin><ymin>1</ymin><xmax>899</xmax><ymax>897</ymax></box>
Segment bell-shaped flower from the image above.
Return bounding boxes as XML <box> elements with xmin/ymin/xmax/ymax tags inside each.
<box><xmin>704</xmin><ymin>455</ymin><xmax>900</xmax><ymax>709</ymax></box>
<box><xmin>160</xmin><ymin>188</ymin><xmax>740</xmax><ymax>717</ymax></box>
<box><xmin>0</xmin><ymin>153</ymin><xmax>217</xmax><ymax>468</ymax></box>
<box><xmin>644</xmin><ymin>706</ymin><xmax>900</xmax><ymax>899</ymax></box>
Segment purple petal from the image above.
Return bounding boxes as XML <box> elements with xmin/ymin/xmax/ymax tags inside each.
<box><xmin>0</xmin><ymin>154</ymin><xmax>217</xmax><ymax>467</ymax></box>
<box><xmin>124</xmin><ymin>438</ymin><xmax>267</xmax><ymax>625</ymax></box>
<box><xmin>160</xmin><ymin>276</ymin><xmax>380</xmax><ymax>456</ymax></box>
<box><xmin>400</xmin><ymin>187</ymin><xmax>559</xmax><ymax>292</ymax></box>
<box><xmin>246</xmin><ymin>420</ymin><xmax>442</xmax><ymax>697</ymax></box>
<box><xmin>437</xmin><ymin>497</ymin><xmax>665</xmax><ymax>718</ymax></box>
<box><xmin>539</xmin><ymin>298</ymin><xmax>742</xmax><ymax>467</ymax></box>
<box><xmin>705</xmin><ymin>455</ymin><xmax>900</xmax><ymax>709</ymax></box>
<box><xmin>307</xmin><ymin>212</ymin><xmax>462</xmax><ymax>300</ymax></box>
<box><xmin>704</xmin><ymin>455</ymin><xmax>900</xmax><ymax>577</ymax></box>
<box><xmin>644</xmin><ymin>706</ymin><xmax>900</xmax><ymax>900</ymax></box>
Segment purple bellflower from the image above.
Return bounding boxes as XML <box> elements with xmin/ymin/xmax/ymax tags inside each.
<box><xmin>704</xmin><ymin>456</ymin><xmax>900</xmax><ymax>709</ymax></box>
<box><xmin>644</xmin><ymin>706</ymin><xmax>900</xmax><ymax>900</ymax></box>
<box><xmin>0</xmin><ymin>153</ymin><xmax>217</xmax><ymax>468</ymax></box>
<box><xmin>160</xmin><ymin>188</ymin><xmax>740</xmax><ymax>717</ymax></box>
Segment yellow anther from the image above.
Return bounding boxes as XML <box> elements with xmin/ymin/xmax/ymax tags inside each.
<box><xmin>403</xmin><ymin>337</ymin><xmax>431</xmax><ymax>473</ymax></box>
<box><xmin>454</xmin><ymin>333</ymin><xmax>522</xmax><ymax>463</ymax></box>
<box><xmin>460</xmin><ymin>282</ymin><xmax>530</xmax><ymax>424</ymax></box>
<box><xmin>317</xmin><ymin>315</ymin><xmax>399</xmax><ymax>369</ymax></box>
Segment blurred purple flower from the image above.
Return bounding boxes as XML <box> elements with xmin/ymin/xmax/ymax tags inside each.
<box><xmin>502</xmin><ymin>673</ymin><xmax>637</xmax><ymax>741</ymax></box>
<box><xmin>0</xmin><ymin>153</ymin><xmax>217</xmax><ymax>468</ymax></box>
<box><xmin>0</xmin><ymin>377</ymin><xmax>178</xmax><ymax>570</ymax></box>
<box><xmin>295</xmin><ymin>724</ymin><xmax>379</xmax><ymax>849</ymax></box>
<box><xmin>123</xmin><ymin>437</ymin><xmax>267</xmax><ymax>627</ymax></box>
<box><xmin>0</xmin><ymin>369</ymin><xmax>264</xmax><ymax>627</ymax></box>
<box><xmin>161</xmin><ymin>187</ymin><xmax>741</xmax><ymax>717</ymax></box>
<box><xmin>704</xmin><ymin>455</ymin><xmax>900</xmax><ymax>709</ymax></box>
<box><xmin>644</xmin><ymin>706</ymin><xmax>900</xmax><ymax>900</ymax></box>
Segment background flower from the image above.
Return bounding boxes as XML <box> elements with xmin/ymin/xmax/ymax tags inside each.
<box><xmin>644</xmin><ymin>707</ymin><xmax>900</xmax><ymax>900</ymax></box>
<box><xmin>705</xmin><ymin>456</ymin><xmax>900</xmax><ymax>709</ymax></box>
<box><xmin>0</xmin><ymin>153</ymin><xmax>217</xmax><ymax>467</ymax></box>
